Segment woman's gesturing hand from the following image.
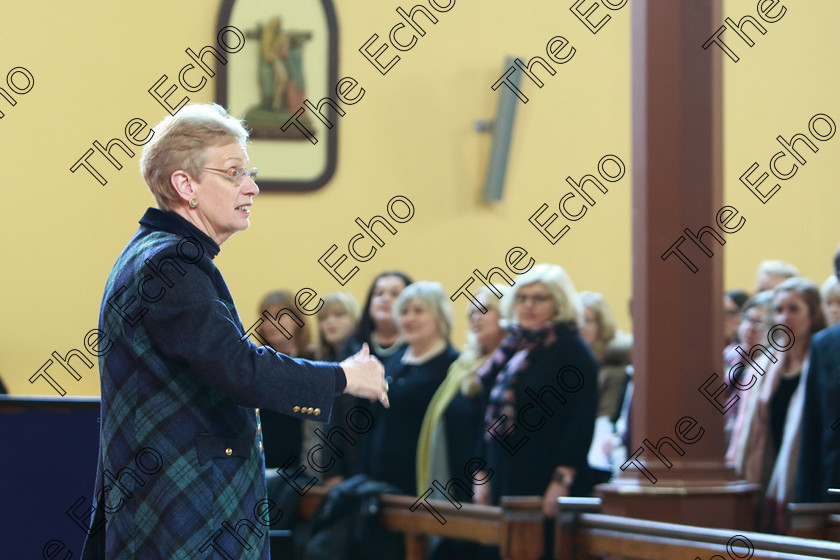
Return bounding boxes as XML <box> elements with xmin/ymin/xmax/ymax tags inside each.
<box><xmin>340</xmin><ymin>343</ymin><xmax>390</xmax><ymax>408</ymax></box>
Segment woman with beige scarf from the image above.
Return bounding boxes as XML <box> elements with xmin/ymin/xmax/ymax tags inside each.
<box><xmin>416</xmin><ymin>286</ymin><xmax>508</xmax><ymax>499</ymax></box>
<box><xmin>414</xmin><ymin>285</ymin><xmax>507</xmax><ymax>560</ymax></box>
<box><xmin>728</xmin><ymin>277</ymin><xmax>825</xmax><ymax>532</ymax></box>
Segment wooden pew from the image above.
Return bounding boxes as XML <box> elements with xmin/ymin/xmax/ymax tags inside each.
<box><xmin>787</xmin><ymin>502</ymin><xmax>840</xmax><ymax>541</ymax></box>
<box><xmin>296</xmin><ymin>487</ymin><xmax>546</xmax><ymax>560</ymax></box>
<box><xmin>378</xmin><ymin>494</ymin><xmax>544</xmax><ymax>560</ymax></box>
<box><xmin>555</xmin><ymin>497</ymin><xmax>840</xmax><ymax>560</ymax></box>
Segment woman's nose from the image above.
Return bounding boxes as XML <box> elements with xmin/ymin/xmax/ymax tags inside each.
<box><xmin>243</xmin><ymin>175</ymin><xmax>259</xmax><ymax>196</ymax></box>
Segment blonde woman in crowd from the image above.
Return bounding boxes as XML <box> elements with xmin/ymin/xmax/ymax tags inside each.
<box><xmin>820</xmin><ymin>275</ymin><xmax>840</xmax><ymax>327</ymax></box>
<box><xmin>303</xmin><ymin>292</ymin><xmax>363</xmax><ymax>485</ymax></box>
<box><xmin>755</xmin><ymin>260</ymin><xmax>799</xmax><ymax>293</ymax></box>
<box><xmin>729</xmin><ymin>278</ymin><xmax>825</xmax><ymax>532</ymax></box>
<box><xmin>416</xmin><ymin>285</ymin><xmax>508</xmax><ymax>560</ymax></box>
<box><xmin>417</xmin><ymin>285</ymin><xmax>508</xmax><ymax>496</ymax></box>
<box><xmin>578</xmin><ymin>292</ymin><xmax>632</xmax><ymax>483</ymax></box>
<box><xmin>473</xmin><ymin>265</ymin><xmax>598</xmax><ymax>513</ymax></box>
<box><xmin>316</xmin><ymin>292</ymin><xmax>361</xmax><ymax>361</ymax></box>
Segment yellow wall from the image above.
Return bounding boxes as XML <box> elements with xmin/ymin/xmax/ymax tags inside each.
<box><xmin>1</xmin><ymin>0</ymin><xmax>835</xmax><ymax>396</ymax></box>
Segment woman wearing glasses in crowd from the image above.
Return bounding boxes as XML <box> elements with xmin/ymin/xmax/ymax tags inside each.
<box><xmin>729</xmin><ymin>278</ymin><xmax>825</xmax><ymax>532</ymax></box>
<box><xmin>722</xmin><ymin>291</ymin><xmax>772</xmax><ymax>450</ymax></box>
<box><xmin>473</xmin><ymin>264</ymin><xmax>598</xmax><ymax>520</ymax></box>
<box><xmin>81</xmin><ymin>104</ymin><xmax>388</xmax><ymax>559</ymax></box>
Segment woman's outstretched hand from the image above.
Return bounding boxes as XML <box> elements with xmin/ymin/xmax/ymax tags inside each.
<box><xmin>340</xmin><ymin>343</ymin><xmax>390</xmax><ymax>408</ymax></box>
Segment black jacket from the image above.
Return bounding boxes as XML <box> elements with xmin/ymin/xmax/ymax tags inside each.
<box><xmin>364</xmin><ymin>344</ymin><xmax>459</xmax><ymax>494</ymax></box>
<box><xmin>479</xmin><ymin>327</ymin><xmax>599</xmax><ymax>503</ymax></box>
<box><xmin>797</xmin><ymin>323</ymin><xmax>840</xmax><ymax>502</ymax></box>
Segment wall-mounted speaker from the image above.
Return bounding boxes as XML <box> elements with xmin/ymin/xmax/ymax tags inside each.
<box><xmin>477</xmin><ymin>57</ymin><xmax>522</xmax><ymax>203</ymax></box>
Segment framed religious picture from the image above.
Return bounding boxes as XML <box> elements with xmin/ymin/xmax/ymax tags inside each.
<box><xmin>216</xmin><ymin>0</ymin><xmax>339</xmax><ymax>192</ymax></box>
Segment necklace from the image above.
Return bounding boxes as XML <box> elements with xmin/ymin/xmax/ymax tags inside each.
<box><xmin>371</xmin><ymin>334</ymin><xmax>404</xmax><ymax>357</ymax></box>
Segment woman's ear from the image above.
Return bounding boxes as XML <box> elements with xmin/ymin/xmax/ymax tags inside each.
<box><xmin>170</xmin><ymin>170</ymin><xmax>196</xmax><ymax>205</ymax></box>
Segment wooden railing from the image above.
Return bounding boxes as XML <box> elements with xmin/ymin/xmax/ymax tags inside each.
<box><xmin>293</xmin><ymin>487</ymin><xmax>840</xmax><ymax>560</ymax></box>
<box><xmin>296</xmin><ymin>486</ymin><xmax>545</xmax><ymax>560</ymax></box>
<box><xmin>555</xmin><ymin>497</ymin><xmax>840</xmax><ymax>560</ymax></box>
<box><xmin>787</xmin><ymin>502</ymin><xmax>840</xmax><ymax>542</ymax></box>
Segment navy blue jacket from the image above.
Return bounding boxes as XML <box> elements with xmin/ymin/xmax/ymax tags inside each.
<box><xmin>81</xmin><ymin>208</ymin><xmax>343</xmax><ymax>559</ymax></box>
<box><xmin>797</xmin><ymin>323</ymin><xmax>840</xmax><ymax>502</ymax></box>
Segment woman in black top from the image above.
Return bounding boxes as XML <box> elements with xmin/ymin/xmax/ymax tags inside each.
<box><xmin>350</xmin><ymin>271</ymin><xmax>413</xmax><ymax>360</ymax></box>
<box><xmin>474</xmin><ymin>264</ymin><xmax>598</xmax><ymax>517</ymax></box>
<box><xmin>730</xmin><ymin>277</ymin><xmax>825</xmax><ymax>532</ymax></box>
<box><xmin>763</xmin><ymin>278</ymin><xmax>824</xmax><ymax>532</ymax></box>
<box><xmin>365</xmin><ymin>281</ymin><xmax>459</xmax><ymax>494</ymax></box>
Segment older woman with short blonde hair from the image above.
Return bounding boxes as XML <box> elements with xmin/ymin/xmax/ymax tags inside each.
<box><xmin>81</xmin><ymin>103</ymin><xmax>387</xmax><ymax>559</ymax></box>
<box><xmin>474</xmin><ymin>264</ymin><xmax>598</xmax><ymax>526</ymax></box>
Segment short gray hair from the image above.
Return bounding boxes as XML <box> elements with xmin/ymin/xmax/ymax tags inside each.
<box><xmin>504</xmin><ymin>263</ymin><xmax>582</xmax><ymax>326</ymax></box>
<box><xmin>394</xmin><ymin>281</ymin><xmax>454</xmax><ymax>340</ymax></box>
<box><xmin>139</xmin><ymin>103</ymin><xmax>249</xmax><ymax>211</ymax></box>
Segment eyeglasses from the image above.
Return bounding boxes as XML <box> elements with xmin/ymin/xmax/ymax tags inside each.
<box><xmin>203</xmin><ymin>166</ymin><xmax>259</xmax><ymax>185</ymax></box>
<box><xmin>514</xmin><ymin>294</ymin><xmax>553</xmax><ymax>305</ymax></box>
<box><xmin>740</xmin><ymin>313</ymin><xmax>764</xmax><ymax>329</ymax></box>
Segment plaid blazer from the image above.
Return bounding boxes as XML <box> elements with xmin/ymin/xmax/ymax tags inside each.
<box><xmin>80</xmin><ymin>208</ymin><xmax>342</xmax><ymax>559</ymax></box>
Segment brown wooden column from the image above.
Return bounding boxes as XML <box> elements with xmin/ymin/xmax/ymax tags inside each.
<box><xmin>595</xmin><ymin>0</ymin><xmax>758</xmax><ymax>530</ymax></box>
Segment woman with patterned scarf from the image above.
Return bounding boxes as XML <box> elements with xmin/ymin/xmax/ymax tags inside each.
<box><xmin>472</xmin><ymin>264</ymin><xmax>599</xmax><ymax>521</ymax></box>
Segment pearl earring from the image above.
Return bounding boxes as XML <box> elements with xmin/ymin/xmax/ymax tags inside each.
<box><xmin>189</xmin><ymin>198</ymin><xmax>198</xmax><ymax>208</ymax></box>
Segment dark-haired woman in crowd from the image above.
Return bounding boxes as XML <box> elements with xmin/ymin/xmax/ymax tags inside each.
<box><xmin>257</xmin><ymin>290</ymin><xmax>315</xmax><ymax>470</ymax></box>
<box><xmin>729</xmin><ymin>278</ymin><xmax>825</xmax><ymax>532</ymax></box>
<box><xmin>473</xmin><ymin>264</ymin><xmax>598</xmax><ymax>514</ymax></box>
<box><xmin>365</xmin><ymin>281</ymin><xmax>459</xmax><ymax>494</ymax></box>
<box><xmin>724</xmin><ymin>289</ymin><xmax>750</xmax><ymax>349</ymax></box>
<box><xmin>350</xmin><ymin>271</ymin><xmax>413</xmax><ymax>360</ymax></box>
